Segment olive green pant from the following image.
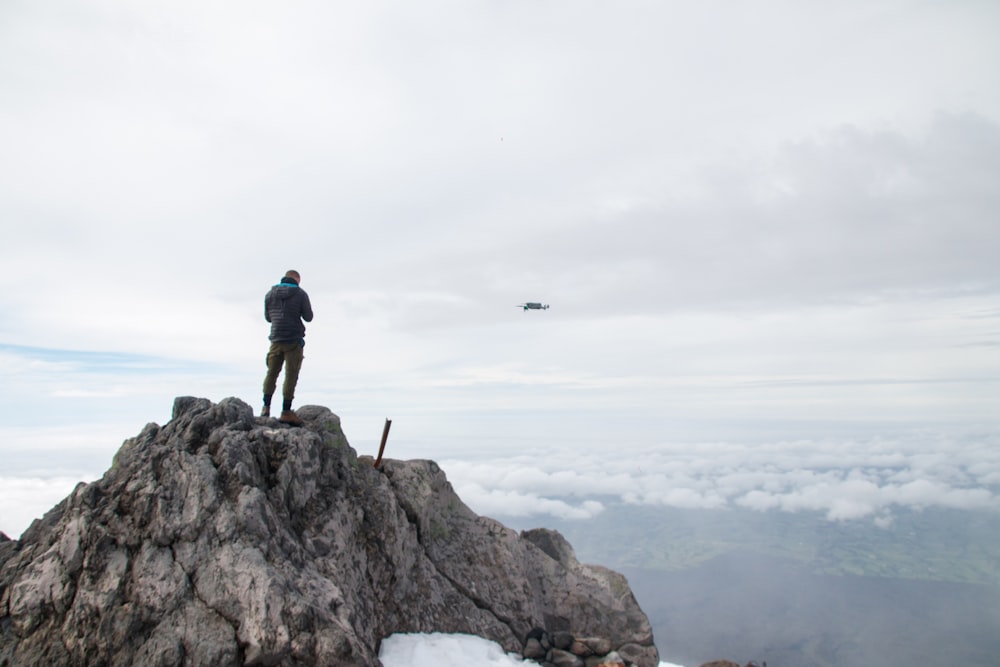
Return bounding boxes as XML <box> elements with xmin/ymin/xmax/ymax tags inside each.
<box><xmin>263</xmin><ymin>341</ymin><xmax>304</xmax><ymax>405</ymax></box>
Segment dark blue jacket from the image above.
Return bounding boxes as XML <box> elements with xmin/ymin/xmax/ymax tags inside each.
<box><xmin>265</xmin><ymin>277</ymin><xmax>313</xmax><ymax>342</ymax></box>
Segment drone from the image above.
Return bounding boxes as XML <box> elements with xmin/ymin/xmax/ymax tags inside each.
<box><xmin>517</xmin><ymin>302</ymin><xmax>550</xmax><ymax>311</ymax></box>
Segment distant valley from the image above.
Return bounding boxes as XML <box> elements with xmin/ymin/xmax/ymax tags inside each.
<box><xmin>500</xmin><ymin>504</ymin><xmax>1000</xmax><ymax>667</ymax></box>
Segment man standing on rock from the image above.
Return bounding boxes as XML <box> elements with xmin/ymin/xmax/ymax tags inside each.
<box><xmin>261</xmin><ymin>270</ymin><xmax>313</xmax><ymax>425</ymax></box>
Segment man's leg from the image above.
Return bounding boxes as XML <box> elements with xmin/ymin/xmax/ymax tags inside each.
<box><xmin>281</xmin><ymin>343</ymin><xmax>305</xmax><ymax>412</ymax></box>
<box><xmin>262</xmin><ymin>343</ymin><xmax>286</xmax><ymax>416</ymax></box>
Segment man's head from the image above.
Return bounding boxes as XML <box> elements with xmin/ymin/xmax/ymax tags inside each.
<box><xmin>284</xmin><ymin>270</ymin><xmax>301</xmax><ymax>283</ymax></box>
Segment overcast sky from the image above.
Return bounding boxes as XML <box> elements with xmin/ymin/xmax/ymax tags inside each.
<box><xmin>2</xmin><ymin>0</ymin><xmax>999</xmax><ymax>538</ymax></box>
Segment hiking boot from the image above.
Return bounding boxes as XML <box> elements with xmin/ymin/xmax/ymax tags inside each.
<box><xmin>279</xmin><ymin>410</ymin><xmax>303</xmax><ymax>426</ymax></box>
<box><xmin>260</xmin><ymin>406</ymin><xmax>270</xmax><ymax>418</ymax></box>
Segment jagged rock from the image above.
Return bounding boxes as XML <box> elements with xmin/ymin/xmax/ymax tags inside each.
<box><xmin>522</xmin><ymin>527</ymin><xmax>579</xmax><ymax>567</ymax></box>
<box><xmin>551</xmin><ymin>648</ymin><xmax>586</xmax><ymax>667</ymax></box>
<box><xmin>524</xmin><ymin>636</ymin><xmax>548</xmax><ymax>660</ymax></box>
<box><xmin>0</xmin><ymin>397</ymin><xmax>659</xmax><ymax>667</ymax></box>
<box><xmin>0</xmin><ymin>533</ymin><xmax>14</xmax><ymax>567</ymax></box>
<box><xmin>569</xmin><ymin>636</ymin><xmax>612</xmax><ymax>657</ymax></box>
<box><xmin>517</xmin><ymin>528</ymin><xmax>655</xmax><ymax>666</ymax></box>
<box><xmin>618</xmin><ymin>643</ymin><xmax>661</xmax><ymax>666</ymax></box>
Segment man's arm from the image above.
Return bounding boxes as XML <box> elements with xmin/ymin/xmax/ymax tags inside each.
<box><xmin>301</xmin><ymin>292</ymin><xmax>313</xmax><ymax>323</ymax></box>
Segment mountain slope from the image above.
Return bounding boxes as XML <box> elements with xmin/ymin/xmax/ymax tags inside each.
<box><xmin>0</xmin><ymin>397</ymin><xmax>657</xmax><ymax>667</ymax></box>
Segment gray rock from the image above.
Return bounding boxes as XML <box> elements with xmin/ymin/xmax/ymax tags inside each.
<box><xmin>0</xmin><ymin>532</ymin><xmax>15</xmax><ymax>569</ymax></box>
<box><xmin>551</xmin><ymin>648</ymin><xmax>587</xmax><ymax>667</ymax></box>
<box><xmin>524</xmin><ymin>636</ymin><xmax>548</xmax><ymax>660</ymax></box>
<box><xmin>578</xmin><ymin>637</ymin><xmax>613</xmax><ymax>656</ymax></box>
<box><xmin>0</xmin><ymin>397</ymin><xmax>660</xmax><ymax>666</ymax></box>
<box><xmin>618</xmin><ymin>642</ymin><xmax>662</xmax><ymax>667</ymax></box>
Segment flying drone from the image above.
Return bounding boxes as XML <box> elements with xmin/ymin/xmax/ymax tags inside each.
<box><xmin>517</xmin><ymin>302</ymin><xmax>549</xmax><ymax>311</ymax></box>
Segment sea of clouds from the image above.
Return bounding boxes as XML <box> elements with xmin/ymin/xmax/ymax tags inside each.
<box><xmin>441</xmin><ymin>428</ymin><xmax>1000</xmax><ymax>526</ymax></box>
<box><xmin>3</xmin><ymin>424</ymin><xmax>999</xmax><ymax>539</ymax></box>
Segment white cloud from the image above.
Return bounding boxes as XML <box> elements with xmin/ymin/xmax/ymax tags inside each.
<box><xmin>0</xmin><ymin>477</ymin><xmax>84</xmax><ymax>539</ymax></box>
<box><xmin>441</xmin><ymin>429</ymin><xmax>1000</xmax><ymax>525</ymax></box>
<box><xmin>450</xmin><ymin>482</ymin><xmax>605</xmax><ymax>521</ymax></box>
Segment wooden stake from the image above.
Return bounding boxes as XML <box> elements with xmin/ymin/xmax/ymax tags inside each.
<box><xmin>374</xmin><ymin>418</ymin><xmax>392</xmax><ymax>468</ymax></box>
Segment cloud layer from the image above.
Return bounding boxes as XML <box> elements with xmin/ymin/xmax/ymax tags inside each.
<box><xmin>442</xmin><ymin>428</ymin><xmax>1000</xmax><ymax>524</ymax></box>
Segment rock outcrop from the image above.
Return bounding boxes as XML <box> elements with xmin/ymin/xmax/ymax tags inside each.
<box><xmin>0</xmin><ymin>397</ymin><xmax>658</xmax><ymax>666</ymax></box>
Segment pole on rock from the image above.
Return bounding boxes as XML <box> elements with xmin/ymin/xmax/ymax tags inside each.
<box><xmin>374</xmin><ymin>418</ymin><xmax>392</xmax><ymax>469</ymax></box>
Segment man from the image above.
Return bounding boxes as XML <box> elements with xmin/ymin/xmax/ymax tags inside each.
<box><xmin>262</xmin><ymin>270</ymin><xmax>313</xmax><ymax>425</ymax></box>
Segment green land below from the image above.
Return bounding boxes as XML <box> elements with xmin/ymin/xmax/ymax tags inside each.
<box><xmin>511</xmin><ymin>503</ymin><xmax>1000</xmax><ymax>586</ymax></box>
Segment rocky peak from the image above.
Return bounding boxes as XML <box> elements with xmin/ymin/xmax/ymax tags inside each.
<box><xmin>0</xmin><ymin>397</ymin><xmax>658</xmax><ymax>666</ymax></box>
